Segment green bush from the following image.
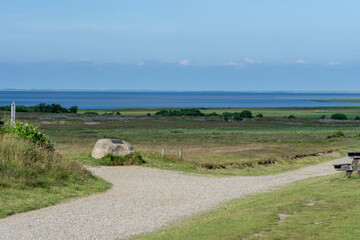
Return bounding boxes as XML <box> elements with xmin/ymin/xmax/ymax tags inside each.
<box><xmin>83</xmin><ymin>112</ymin><xmax>99</xmax><ymax>115</ymax></box>
<box><xmin>320</xmin><ymin>115</ymin><xmax>326</xmax><ymax>119</ymax></box>
<box><xmin>7</xmin><ymin>122</ymin><xmax>55</xmax><ymax>151</ymax></box>
<box><xmin>288</xmin><ymin>115</ymin><xmax>296</xmax><ymax>119</ymax></box>
<box><xmin>355</xmin><ymin>116</ymin><xmax>360</xmax><ymax>120</ymax></box>
<box><xmin>206</xmin><ymin>112</ymin><xmax>220</xmax><ymax>117</ymax></box>
<box><xmin>327</xmin><ymin>131</ymin><xmax>345</xmax><ymax>139</ymax></box>
<box><xmin>256</xmin><ymin>114</ymin><xmax>264</xmax><ymax>118</ymax></box>
<box><xmin>102</xmin><ymin>153</ymin><xmax>145</xmax><ymax>166</ymax></box>
<box><xmin>155</xmin><ymin>108</ymin><xmax>206</xmax><ymax>117</ymax></box>
<box><xmin>69</xmin><ymin>106</ymin><xmax>78</xmax><ymax>113</ymax></box>
<box><xmin>239</xmin><ymin>110</ymin><xmax>253</xmax><ymax>118</ymax></box>
<box><xmin>331</xmin><ymin>113</ymin><xmax>347</xmax><ymax>120</ymax></box>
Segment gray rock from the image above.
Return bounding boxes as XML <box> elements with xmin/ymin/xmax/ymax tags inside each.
<box><xmin>91</xmin><ymin>139</ymin><xmax>134</xmax><ymax>159</ymax></box>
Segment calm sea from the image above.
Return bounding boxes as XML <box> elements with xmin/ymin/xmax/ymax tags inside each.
<box><xmin>1</xmin><ymin>91</ymin><xmax>360</xmax><ymax>109</ymax></box>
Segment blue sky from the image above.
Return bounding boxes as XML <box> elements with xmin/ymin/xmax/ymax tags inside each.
<box><xmin>0</xmin><ymin>0</ymin><xmax>359</xmax><ymax>90</ymax></box>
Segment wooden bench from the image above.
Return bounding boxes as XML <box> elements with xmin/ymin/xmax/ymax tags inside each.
<box><xmin>334</xmin><ymin>152</ymin><xmax>360</xmax><ymax>178</ymax></box>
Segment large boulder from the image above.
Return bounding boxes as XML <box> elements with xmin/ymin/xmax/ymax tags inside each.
<box><xmin>91</xmin><ymin>139</ymin><xmax>134</xmax><ymax>159</ymax></box>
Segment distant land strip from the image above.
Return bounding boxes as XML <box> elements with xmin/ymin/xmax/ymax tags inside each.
<box><xmin>307</xmin><ymin>98</ymin><xmax>360</xmax><ymax>103</ymax></box>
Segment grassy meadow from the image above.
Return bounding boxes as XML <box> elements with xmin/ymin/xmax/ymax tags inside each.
<box><xmin>10</xmin><ymin>106</ymin><xmax>360</xmax><ymax>176</ymax></box>
<box><xmin>78</xmin><ymin>106</ymin><xmax>360</xmax><ymax>119</ymax></box>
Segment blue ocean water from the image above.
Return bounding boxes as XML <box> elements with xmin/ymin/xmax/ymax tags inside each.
<box><xmin>1</xmin><ymin>91</ymin><xmax>360</xmax><ymax>109</ymax></box>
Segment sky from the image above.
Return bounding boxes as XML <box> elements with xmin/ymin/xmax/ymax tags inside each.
<box><xmin>0</xmin><ymin>0</ymin><xmax>359</xmax><ymax>91</ymax></box>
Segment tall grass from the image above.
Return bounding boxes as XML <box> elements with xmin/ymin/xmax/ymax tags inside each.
<box><xmin>0</xmin><ymin>134</ymin><xmax>91</xmax><ymax>189</ymax></box>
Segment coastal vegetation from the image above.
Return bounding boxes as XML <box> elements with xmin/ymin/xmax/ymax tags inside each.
<box><xmin>77</xmin><ymin>106</ymin><xmax>360</xmax><ymax>120</ymax></box>
<box><xmin>9</xmin><ymin>106</ymin><xmax>356</xmax><ymax>176</ymax></box>
<box><xmin>0</xmin><ymin>120</ymin><xmax>110</xmax><ymax>218</ymax></box>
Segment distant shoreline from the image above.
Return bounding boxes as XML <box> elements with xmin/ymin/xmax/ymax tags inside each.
<box><xmin>307</xmin><ymin>98</ymin><xmax>360</xmax><ymax>103</ymax></box>
<box><xmin>2</xmin><ymin>89</ymin><xmax>360</xmax><ymax>94</ymax></box>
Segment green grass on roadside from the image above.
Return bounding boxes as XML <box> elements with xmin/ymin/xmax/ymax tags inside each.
<box><xmin>0</xmin><ymin>177</ymin><xmax>110</xmax><ymax>218</ymax></box>
<box><xmin>134</xmin><ymin>173</ymin><xmax>360</xmax><ymax>240</ymax></box>
<box><xmin>0</xmin><ymin>133</ymin><xmax>111</xmax><ymax>218</ymax></box>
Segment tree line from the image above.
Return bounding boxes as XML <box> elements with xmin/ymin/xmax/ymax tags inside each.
<box><xmin>0</xmin><ymin>103</ymin><xmax>78</xmax><ymax>113</ymax></box>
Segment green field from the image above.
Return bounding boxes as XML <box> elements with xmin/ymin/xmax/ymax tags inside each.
<box><xmin>10</xmin><ymin>106</ymin><xmax>359</xmax><ymax>176</ymax></box>
<box><xmin>133</xmin><ymin>173</ymin><xmax>360</xmax><ymax>240</ymax></box>
<box><xmin>78</xmin><ymin>106</ymin><xmax>360</xmax><ymax>120</ymax></box>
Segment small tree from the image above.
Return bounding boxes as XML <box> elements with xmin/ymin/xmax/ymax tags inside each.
<box><xmin>331</xmin><ymin>113</ymin><xmax>347</xmax><ymax>120</ymax></box>
<box><xmin>256</xmin><ymin>113</ymin><xmax>264</xmax><ymax>118</ymax></box>
<box><xmin>240</xmin><ymin>110</ymin><xmax>253</xmax><ymax>118</ymax></box>
<box><xmin>233</xmin><ymin>115</ymin><xmax>243</xmax><ymax>121</ymax></box>
<box><xmin>355</xmin><ymin>116</ymin><xmax>360</xmax><ymax>120</ymax></box>
<box><xmin>69</xmin><ymin>106</ymin><xmax>78</xmax><ymax>113</ymax></box>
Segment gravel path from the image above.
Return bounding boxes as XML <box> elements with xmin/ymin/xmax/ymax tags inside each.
<box><xmin>0</xmin><ymin>157</ymin><xmax>348</xmax><ymax>240</ymax></box>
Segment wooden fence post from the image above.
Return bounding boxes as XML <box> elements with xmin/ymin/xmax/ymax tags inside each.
<box><xmin>179</xmin><ymin>149</ymin><xmax>183</xmax><ymax>160</ymax></box>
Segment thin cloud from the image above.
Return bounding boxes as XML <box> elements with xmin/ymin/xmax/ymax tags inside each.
<box><xmin>296</xmin><ymin>59</ymin><xmax>308</xmax><ymax>64</ymax></box>
<box><xmin>179</xmin><ymin>59</ymin><xmax>190</xmax><ymax>65</ymax></box>
<box><xmin>223</xmin><ymin>62</ymin><xmax>244</xmax><ymax>67</ymax></box>
<box><xmin>327</xmin><ymin>61</ymin><xmax>341</xmax><ymax>66</ymax></box>
<box><xmin>139</xmin><ymin>62</ymin><xmax>144</xmax><ymax>66</ymax></box>
<box><xmin>243</xmin><ymin>58</ymin><xmax>262</xmax><ymax>64</ymax></box>
<box><xmin>79</xmin><ymin>58</ymin><xmax>92</xmax><ymax>63</ymax></box>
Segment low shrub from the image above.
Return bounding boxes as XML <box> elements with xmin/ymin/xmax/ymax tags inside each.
<box><xmin>10</xmin><ymin>122</ymin><xmax>55</xmax><ymax>151</ymax></box>
<box><xmin>355</xmin><ymin>116</ymin><xmax>360</xmax><ymax>120</ymax></box>
<box><xmin>331</xmin><ymin>113</ymin><xmax>347</xmax><ymax>120</ymax></box>
<box><xmin>206</xmin><ymin>112</ymin><xmax>220</xmax><ymax>117</ymax></box>
<box><xmin>327</xmin><ymin>131</ymin><xmax>345</xmax><ymax>139</ymax></box>
<box><xmin>83</xmin><ymin>112</ymin><xmax>99</xmax><ymax>115</ymax></box>
<box><xmin>233</xmin><ymin>115</ymin><xmax>243</xmax><ymax>121</ymax></box>
<box><xmin>102</xmin><ymin>153</ymin><xmax>145</xmax><ymax>166</ymax></box>
<box><xmin>155</xmin><ymin>108</ymin><xmax>206</xmax><ymax>117</ymax></box>
<box><xmin>288</xmin><ymin>115</ymin><xmax>296</xmax><ymax>119</ymax></box>
<box><xmin>256</xmin><ymin>114</ymin><xmax>264</xmax><ymax>118</ymax></box>
<box><xmin>320</xmin><ymin>115</ymin><xmax>326</xmax><ymax>119</ymax></box>
<box><xmin>239</xmin><ymin>110</ymin><xmax>253</xmax><ymax>118</ymax></box>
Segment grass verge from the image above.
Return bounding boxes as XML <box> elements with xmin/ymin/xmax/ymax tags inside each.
<box><xmin>0</xmin><ymin>134</ymin><xmax>110</xmax><ymax>218</ymax></box>
<box><xmin>133</xmin><ymin>173</ymin><xmax>360</xmax><ymax>240</ymax></box>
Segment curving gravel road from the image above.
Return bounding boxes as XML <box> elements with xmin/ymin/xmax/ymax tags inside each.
<box><xmin>0</xmin><ymin>157</ymin><xmax>348</xmax><ymax>240</ymax></box>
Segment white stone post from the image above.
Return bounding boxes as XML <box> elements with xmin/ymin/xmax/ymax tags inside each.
<box><xmin>11</xmin><ymin>101</ymin><xmax>15</xmax><ymax>126</ymax></box>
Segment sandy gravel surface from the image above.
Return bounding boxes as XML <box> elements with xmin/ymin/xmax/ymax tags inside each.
<box><xmin>0</xmin><ymin>157</ymin><xmax>348</xmax><ymax>240</ymax></box>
